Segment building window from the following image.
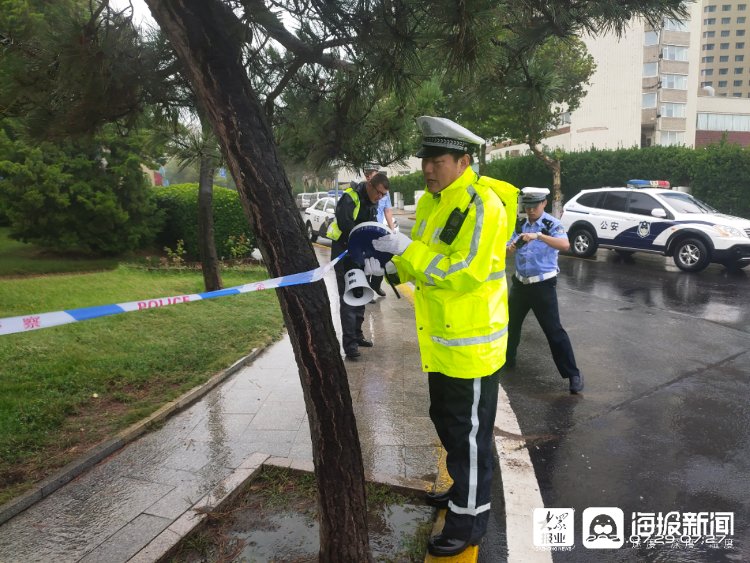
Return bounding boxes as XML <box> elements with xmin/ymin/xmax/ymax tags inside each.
<box><xmin>720</xmin><ymin>42</ymin><xmax>730</xmax><ymax>49</ymax></box>
<box><xmin>662</xmin><ymin>45</ymin><xmax>689</xmax><ymax>61</ymax></box>
<box><xmin>738</xmin><ymin>29</ymin><xmax>746</xmax><ymax>36</ymax></box>
<box><xmin>704</xmin><ymin>4</ymin><xmax>717</xmax><ymax>11</ymax></box>
<box><xmin>721</xmin><ymin>30</ymin><xmax>730</xmax><ymax>37</ymax></box>
<box><xmin>702</xmin><ymin>68</ymin><xmax>715</xmax><ymax>76</ymax></box>
<box><xmin>662</xmin><ymin>74</ymin><xmax>688</xmax><ymax>89</ymax></box>
<box><xmin>733</xmin><ymin>92</ymin><xmax>743</xmax><ymax>97</ymax></box>
<box><xmin>718</xmin><ymin>80</ymin><xmax>728</xmax><ymax>87</ymax></box>
<box><xmin>734</xmin><ymin>80</ymin><xmax>743</xmax><ymax>86</ymax></box>
<box><xmin>721</xmin><ymin>4</ymin><xmax>731</xmax><ymax>10</ymax></box>
<box><xmin>720</xmin><ymin>55</ymin><xmax>729</xmax><ymax>61</ymax></box>
<box><xmin>642</xmin><ymin>93</ymin><xmax>657</xmax><ymax>108</ymax></box>
<box><xmin>719</xmin><ymin>68</ymin><xmax>729</xmax><ymax>74</ymax></box>
<box><xmin>703</xmin><ymin>30</ymin><xmax>716</xmax><ymax>38</ymax></box>
<box><xmin>701</xmin><ymin>81</ymin><xmax>714</xmax><ymax>87</ymax></box>
<box><xmin>664</xmin><ymin>18</ymin><xmax>689</xmax><ymax>31</ymax></box>
<box><xmin>643</xmin><ymin>62</ymin><xmax>658</xmax><ymax>76</ymax></box>
<box><xmin>704</xmin><ymin>17</ymin><xmax>716</xmax><ymax>24</ymax></box>
<box><xmin>736</xmin><ymin>68</ymin><xmax>745</xmax><ymax>74</ymax></box>
<box><xmin>703</xmin><ymin>43</ymin><xmax>715</xmax><ymax>50</ymax></box>
<box><xmin>660</xmin><ymin>131</ymin><xmax>685</xmax><ymax>146</ymax></box>
<box><xmin>736</xmin><ymin>54</ymin><xmax>745</xmax><ymax>61</ymax></box>
<box><xmin>661</xmin><ymin>102</ymin><xmax>686</xmax><ymax>117</ymax></box>
<box><xmin>737</xmin><ymin>42</ymin><xmax>745</xmax><ymax>49</ymax></box>
<box><xmin>702</xmin><ymin>56</ymin><xmax>715</xmax><ymax>63</ymax></box>
<box><xmin>739</xmin><ymin>4</ymin><xmax>747</xmax><ymax>10</ymax></box>
<box><xmin>721</xmin><ymin>17</ymin><xmax>731</xmax><ymax>24</ymax></box>
<box><xmin>738</xmin><ymin>17</ymin><xmax>747</xmax><ymax>23</ymax></box>
<box><xmin>645</xmin><ymin>31</ymin><xmax>659</xmax><ymax>45</ymax></box>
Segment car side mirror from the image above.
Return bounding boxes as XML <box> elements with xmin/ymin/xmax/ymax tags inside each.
<box><xmin>651</xmin><ymin>208</ymin><xmax>667</xmax><ymax>218</ymax></box>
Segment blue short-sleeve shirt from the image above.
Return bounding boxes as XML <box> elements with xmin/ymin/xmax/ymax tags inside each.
<box><xmin>512</xmin><ymin>212</ymin><xmax>567</xmax><ymax>278</ymax></box>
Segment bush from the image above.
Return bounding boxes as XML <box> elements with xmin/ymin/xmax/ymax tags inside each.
<box><xmin>0</xmin><ymin>125</ymin><xmax>162</xmax><ymax>255</ymax></box>
<box><xmin>153</xmin><ymin>184</ymin><xmax>256</xmax><ymax>260</ymax></box>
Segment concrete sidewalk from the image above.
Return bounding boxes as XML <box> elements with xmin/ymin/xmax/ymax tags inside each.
<box><xmin>0</xmin><ymin>246</ymin><xmax>442</xmax><ymax>562</ymax></box>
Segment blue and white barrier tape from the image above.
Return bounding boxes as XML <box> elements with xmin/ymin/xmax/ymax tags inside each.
<box><xmin>0</xmin><ymin>253</ymin><xmax>344</xmax><ymax>337</ymax></box>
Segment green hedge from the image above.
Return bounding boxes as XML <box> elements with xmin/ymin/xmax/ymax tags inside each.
<box><xmin>153</xmin><ymin>184</ymin><xmax>256</xmax><ymax>260</ymax></box>
<box><xmin>390</xmin><ymin>143</ymin><xmax>750</xmax><ymax>217</ymax></box>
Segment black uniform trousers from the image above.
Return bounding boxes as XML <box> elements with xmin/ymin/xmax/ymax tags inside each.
<box><xmin>335</xmin><ymin>263</ymin><xmax>365</xmax><ymax>355</ymax></box>
<box><xmin>428</xmin><ymin>369</ymin><xmax>500</xmax><ymax>543</ymax></box>
<box><xmin>506</xmin><ymin>276</ymin><xmax>580</xmax><ymax>379</ymax></box>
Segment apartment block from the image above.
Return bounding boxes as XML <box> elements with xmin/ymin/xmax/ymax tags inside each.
<box><xmin>490</xmin><ymin>0</ymin><xmax>750</xmax><ymax>159</ymax></box>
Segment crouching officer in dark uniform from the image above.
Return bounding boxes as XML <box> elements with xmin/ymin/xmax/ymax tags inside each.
<box><xmin>506</xmin><ymin>187</ymin><xmax>584</xmax><ymax>394</ymax></box>
<box><xmin>327</xmin><ymin>172</ymin><xmax>390</xmax><ymax>360</ymax></box>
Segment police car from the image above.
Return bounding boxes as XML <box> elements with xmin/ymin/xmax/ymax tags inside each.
<box><xmin>561</xmin><ymin>180</ymin><xmax>750</xmax><ymax>272</ymax></box>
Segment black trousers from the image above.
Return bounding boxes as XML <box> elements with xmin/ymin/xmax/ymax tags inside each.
<box><xmin>429</xmin><ymin>370</ymin><xmax>500</xmax><ymax>542</ymax></box>
<box><xmin>335</xmin><ymin>265</ymin><xmax>365</xmax><ymax>354</ymax></box>
<box><xmin>506</xmin><ymin>276</ymin><xmax>580</xmax><ymax>379</ymax></box>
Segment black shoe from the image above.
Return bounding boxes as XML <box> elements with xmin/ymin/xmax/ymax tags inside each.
<box><xmin>569</xmin><ymin>374</ymin><xmax>584</xmax><ymax>394</ymax></box>
<box><xmin>427</xmin><ymin>534</ymin><xmax>472</xmax><ymax>557</ymax></box>
<box><xmin>374</xmin><ymin>287</ymin><xmax>386</xmax><ymax>297</ymax></box>
<box><xmin>425</xmin><ymin>490</ymin><xmax>450</xmax><ymax>509</ymax></box>
<box><xmin>345</xmin><ymin>350</ymin><xmax>360</xmax><ymax>361</ymax></box>
<box><xmin>356</xmin><ymin>338</ymin><xmax>373</xmax><ymax>348</ymax></box>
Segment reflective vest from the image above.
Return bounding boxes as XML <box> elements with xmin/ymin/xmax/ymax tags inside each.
<box><xmin>326</xmin><ymin>188</ymin><xmax>360</xmax><ymax>241</ymax></box>
<box><xmin>393</xmin><ymin>167</ymin><xmax>518</xmax><ymax>378</ymax></box>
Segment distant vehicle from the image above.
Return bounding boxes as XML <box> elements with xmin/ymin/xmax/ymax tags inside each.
<box><xmin>304</xmin><ymin>197</ymin><xmax>337</xmax><ymax>241</ymax></box>
<box><xmin>295</xmin><ymin>192</ymin><xmax>318</xmax><ymax>210</ymax></box>
<box><xmin>561</xmin><ymin>180</ymin><xmax>750</xmax><ymax>272</ymax></box>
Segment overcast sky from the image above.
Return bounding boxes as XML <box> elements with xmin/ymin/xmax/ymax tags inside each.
<box><xmin>110</xmin><ymin>0</ymin><xmax>157</xmax><ymax>29</ymax></box>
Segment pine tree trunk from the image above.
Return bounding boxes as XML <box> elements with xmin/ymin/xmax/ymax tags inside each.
<box><xmin>145</xmin><ymin>1</ymin><xmax>371</xmax><ymax>560</ymax></box>
<box><xmin>197</xmin><ymin>117</ymin><xmax>222</xmax><ymax>291</ymax></box>
<box><xmin>530</xmin><ymin>144</ymin><xmax>563</xmax><ymax>218</ymax></box>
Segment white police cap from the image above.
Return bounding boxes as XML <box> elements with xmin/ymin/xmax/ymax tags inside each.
<box><xmin>521</xmin><ymin>187</ymin><xmax>550</xmax><ymax>205</ymax></box>
<box><xmin>415</xmin><ymin>116</ymin><xmax>485</xmax><ymax>158</ymax></box>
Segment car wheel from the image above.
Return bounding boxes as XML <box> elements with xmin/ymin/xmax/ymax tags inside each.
<box><xmin>306</xmin><ymin>221</ymin><xmax>317</xmax><ymax>242</ymax></box>
<box><xmin>614</xmin><ymin>249</ymin><xmax>634</xmax><ymax>257</ymax></box>
<box><xmin>673</xmin><ymin>238</ymin><xmax>710</xmax><ymax>272</ymax></box>
<box><xmin>569</xmin><ymin>227</ymin><xmax>598</xmax><ymax>258</ymax></box>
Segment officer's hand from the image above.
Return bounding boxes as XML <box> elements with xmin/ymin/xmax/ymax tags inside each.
<box><xmin>372</xmin><ymin>232</ymin><xmax>412</xmax><ymax>255</ymax></box>
<box><xmin>363</xmin><ymin>257</ymin><xmax>384</xmax><ymax>276</ymax></box>
<box><xmin>521</xmin><ymin>232</ymin><xmax>539</xmax><ymax>242</ymax></box>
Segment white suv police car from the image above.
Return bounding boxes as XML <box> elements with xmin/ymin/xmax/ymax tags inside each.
<box><xmin>561</xmin><ymin>180</ymin><xmax>750</xmax><ymax>272</ymax></box>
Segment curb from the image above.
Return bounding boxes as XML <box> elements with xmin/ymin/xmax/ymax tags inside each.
<box><xmin>130</xmin><ymin>453</ymin><xmax>435</xmax><ymax>562</ymax></box>
<box><xmin>0</xmin><ymin>345</ymin><xmax>271</xmax><ymax>526</ymax></box>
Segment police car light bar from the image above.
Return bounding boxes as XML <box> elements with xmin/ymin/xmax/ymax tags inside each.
<box><xmin>627</xmin><ymin>179</ymin><xmax>671</xmax><ymax>189</ymax></box>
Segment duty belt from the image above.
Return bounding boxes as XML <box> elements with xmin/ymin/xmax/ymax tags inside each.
<box><xmin>514</xmin><ymin>271</ymin><xmax>557</xmax><ymax>284</ymax></box>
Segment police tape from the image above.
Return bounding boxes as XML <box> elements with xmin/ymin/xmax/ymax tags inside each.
<box><xmin>0</xmin><ymin>252</ymin><xmax>345</xmax><ymax>337</ymax></box>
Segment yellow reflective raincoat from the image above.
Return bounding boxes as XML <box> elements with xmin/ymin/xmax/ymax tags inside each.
<box><xmin>393</xmin><ymin>167</ymin><xmax>518</xmax><ymax>378</ymax></box>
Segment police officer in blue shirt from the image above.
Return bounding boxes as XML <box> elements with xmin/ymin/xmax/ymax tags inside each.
<box><xmin>506</xmin><ymin>187</ymin><xmax>583</xmax><ymax>394</ymax></box>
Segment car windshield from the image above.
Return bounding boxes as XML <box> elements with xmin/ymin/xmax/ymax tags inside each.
<box><xmin>660</xmin><ymin>192</ymin><xmax>717</xmax><ymax>214</ymax></box>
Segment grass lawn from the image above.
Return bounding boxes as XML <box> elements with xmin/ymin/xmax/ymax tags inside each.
<box><xmin>0</xmin><ymin>231</ymin><xmax>286</xmax><ymax>506</ymax></box>
<box><xmin>0</xmin><ymin>229</ymin><xmax>120</xmax><ymax>276</ymax></box>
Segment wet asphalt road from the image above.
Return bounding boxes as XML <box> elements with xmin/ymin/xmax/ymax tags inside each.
<box><xmin>489</xmin><ymin>250</ymin><xmax>750</xmax><ymax>562</ymax></box>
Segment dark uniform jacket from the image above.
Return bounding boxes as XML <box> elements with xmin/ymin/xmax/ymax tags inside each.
<box><xmin>332</xmin><ymin>182</ymin><xmax>378</xmax><ymax>272</ymax></box>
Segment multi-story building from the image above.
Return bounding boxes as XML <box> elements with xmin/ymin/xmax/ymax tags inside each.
<box><xmin>490</xmin><ymin>1</ymin><xmax>750</xmax><ymax>159</ymax></box>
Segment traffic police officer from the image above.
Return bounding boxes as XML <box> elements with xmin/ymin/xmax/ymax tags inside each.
<box><xmin>327</xmin><ymin>172</ymin><xmax>390</xmax><ymax>360</ymax></box>
<box><xmin>370</xmin><ymin>116</ymin><xmax>518</xmax><ymax>556</ymax></box>
<box><xmin>506</xmin><ymin>187</ymin><xmax>584</xmax><ymax>394</ymax></box>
